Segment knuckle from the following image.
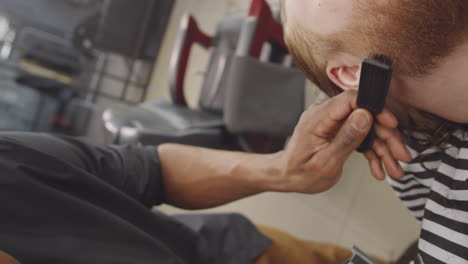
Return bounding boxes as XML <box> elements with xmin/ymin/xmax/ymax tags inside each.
<box><xmin>343</xmin><ymin>89</ymin><xmax>358</xmax><ymax>101</ymax></box>
<box><xmin>296</xmin><ymin>112</ymin><xmax>314</xmax><ymax>131</ymax></box>
<box><xmin>300</xmin><ymin>108</ymin><xmax>318</xmax><ymax>124</ymax></box>
<box><xmin>376</xmin><ymin>126</ymin><xmax>398</xmax><ymax>141</ymax></box>
<box><xmin>320</xmin><ymin>98</ymin><xmax>334</xmax><ymax>109</ymax></box>
<box><xmin>364</xmin><ymin>151</ymin><xmax>377</xmax><ymax>161</ymax></box>
<box><xmin>296</xmin><ymin>112</ymin><xmax>308</xmax><ymax>126</ymax></box>
<box><xmin>373</xmin><ymin>141</ymin><xmax>386</xmax><ymax>158</ymax></box>
<box><xmin>305</xmin><ymin>102</ymin><xmax>323</xmax><ymax>114</ymax></box>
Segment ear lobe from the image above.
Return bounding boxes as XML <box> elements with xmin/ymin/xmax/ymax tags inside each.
<box><xmin>327</xmin><ymin>65</ymin><xmax>361</xmax><ymax>91</ymax></box>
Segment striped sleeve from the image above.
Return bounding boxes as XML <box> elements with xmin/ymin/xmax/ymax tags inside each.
<box><xmin>388</xmin><ymin>131</ymin><xmax>468</xmax><ymax>264</ymax></box>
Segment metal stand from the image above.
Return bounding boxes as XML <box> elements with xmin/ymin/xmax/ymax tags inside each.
<box><xmin>346</xmin><ymin>247</ymin><xmax>378</xmax><ymax>264</ymax></box>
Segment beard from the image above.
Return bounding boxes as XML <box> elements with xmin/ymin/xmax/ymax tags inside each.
<box><xmin>335</xmin><ymin>0</ymin><xmax>468</xmax><ymax>77</ymax></box>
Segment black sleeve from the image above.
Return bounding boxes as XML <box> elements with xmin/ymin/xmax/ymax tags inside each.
<box><xmin>0</xmin><ymin>132</ymin><xmax>165</xmax><ymax>206</ymax></box>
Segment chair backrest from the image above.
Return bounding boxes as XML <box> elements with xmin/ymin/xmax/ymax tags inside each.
<box><xmin>168</xmin><ymin>14</ymin><xmax>243</xmax><ymax>114</ymax></box>
<box><xmin>169</xmin><ymin>14</ymin><xmax>212</xmax><ymax>107</ymax></box>
<box><xmin>197</xmin><ymin>18</ymin><xmax>244</xmax><ymax>114</ymax></box>
<box><xmin>223</xmin><ymin>56</ymin><xmax>305</xmax><ymax>137</ymax></box>
<box><xmin>223</xmin><ymin>0</ymin><xmax>306</xmax><ymax>138</ymax></box>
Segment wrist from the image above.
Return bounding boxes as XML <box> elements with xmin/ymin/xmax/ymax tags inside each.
<box><xmin>243</xmin><ymin>151</ymin><xmax>288</xmax><ymax>193</ymax></box>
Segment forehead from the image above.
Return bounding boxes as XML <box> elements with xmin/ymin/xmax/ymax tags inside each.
<box><xmin>284</xmin><ymin>0</ymin><xmax>355</xmax><ymax>36</ymax></box>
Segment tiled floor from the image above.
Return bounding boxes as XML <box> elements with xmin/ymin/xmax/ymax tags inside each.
<box><xmin>148</xmin><ymin>0</ymin><xmax>421</xmax><ymax>262</ymax></box>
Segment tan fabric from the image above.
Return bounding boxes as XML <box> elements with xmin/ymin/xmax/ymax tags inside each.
<box><xmin>0</xmin><ymin>251</ymin><xmax>20</xmax><ymax>264</ymax></box>
<box><xmin>0</xmin><ymin>227</ymin><xmax>390</xmax><ymax>264</ymax></box>
<box><xmin>254</xmin><ymin>226</ymin><xmax>388</xmax><ymax>264</ymax></box>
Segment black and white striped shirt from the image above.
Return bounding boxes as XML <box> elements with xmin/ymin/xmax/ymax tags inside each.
<box><xmin>388</xmin><ymin>131</ymin><xmax>468</xmax><ymax>264</ymax></box>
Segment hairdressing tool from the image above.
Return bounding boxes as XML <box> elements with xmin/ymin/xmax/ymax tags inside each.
<box><xmin>356</xmin><ymin>55</ymin><xmax>393</xmax><ymax>153</ymax></box>
<box><xmin>345</xmin><ymin>247</ymin><xmax>378</xmax><ymax>264</ymax></box>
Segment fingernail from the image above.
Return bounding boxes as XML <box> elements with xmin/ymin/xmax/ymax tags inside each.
<box><xmin>351</xmin><ymin>110</ymin><xmax>371</xmax><ymax>131</ymax></box>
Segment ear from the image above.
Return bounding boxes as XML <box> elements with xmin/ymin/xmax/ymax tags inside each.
<box><xmin>326</xmin><ymin>53</ymin><xmax>362</xmax><ymax>91</ymax></box>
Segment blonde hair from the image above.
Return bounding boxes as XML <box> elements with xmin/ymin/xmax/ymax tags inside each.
<box><xmin>285</xmin><ymin>25</ymin><xmax>341</xmax><ymax>96</ymax></box>
<box><xmin>279</xmin><ymin>2</ymin><xmax>342</xmax><ymax>98</ymax></box>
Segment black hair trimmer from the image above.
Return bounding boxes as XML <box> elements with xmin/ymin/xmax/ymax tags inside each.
<box><xmin>356</xmin><ymin>55</ymin><xmax>393</xmax><ymax>153</ymax></box>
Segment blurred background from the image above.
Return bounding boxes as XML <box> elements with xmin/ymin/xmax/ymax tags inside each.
<box><xmin>0</xmin><ymin>0</ymin><xmax>420</xmax><ymax>261</ymax></box>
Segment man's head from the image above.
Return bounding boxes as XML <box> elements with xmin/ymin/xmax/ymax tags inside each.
<box><xmin>281</xmin><ymin>0</ymin><xmax>468</xmax><ymax>146</ymax></box>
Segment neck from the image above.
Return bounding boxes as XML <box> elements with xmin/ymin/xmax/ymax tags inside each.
<box><xmin>391</xmin><ymin>41</ymin><xmax>468</xmax><ymax>124</ymax></box>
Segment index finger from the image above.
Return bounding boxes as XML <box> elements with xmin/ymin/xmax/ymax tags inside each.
<box><xmin>305</xmin><ymin>90</ymin><xmax>359</xmax><ymax>137</ymax></box>
<box><xmin>325</xmin><ymin>92</ymin><xmax>398</xmax><ymax>129</ymax></box>
<box><xmin>305</xmin><ymin>90</ymin><xmax>398</xmax><ymax>138</ymax></box>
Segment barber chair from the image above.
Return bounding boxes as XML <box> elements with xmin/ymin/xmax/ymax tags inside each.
<box><xmin>103</xmin><ymin>14</ymin><xmax>243</xmax><ymax>148</ymax></box>
<box><xmin>222</xmin><ymin>0</ymin><xmax>305</xmax><ymax>152</ymax></box>
<box><xmin>102</xmin><ymin>0</ymin><xmax>305</xmax><ymax>153</ymax></box>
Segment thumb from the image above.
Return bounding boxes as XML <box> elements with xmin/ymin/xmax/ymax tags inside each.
<box><xmin>319</xmin><ymin>109</ymin><xmax>373</xmax><ymax>163</ymax></box>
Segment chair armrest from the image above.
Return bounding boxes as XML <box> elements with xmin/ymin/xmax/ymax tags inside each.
<box><xmin>169</xmin><ymin>14</ymin><xmax>213</xmax><ymax>106</ymax></box>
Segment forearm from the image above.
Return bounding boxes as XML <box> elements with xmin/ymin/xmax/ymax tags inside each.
<box><xmin>155</xmin><ymin>91</ymin><xmax>409</xmax><ymax>209</ymax></box>
<box><xmin>158</xmin><ymin>143</ymin><xmax>283</xmax><ymax>210</ymax></box>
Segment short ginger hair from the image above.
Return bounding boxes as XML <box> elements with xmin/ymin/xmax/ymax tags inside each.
<box><xmin>280</xmin><ymin>1</ymin><xmax>464</xmax><ymax>149</ymax></box>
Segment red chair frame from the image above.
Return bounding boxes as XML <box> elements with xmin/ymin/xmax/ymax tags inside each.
<box><xmin>248</xmin><ymin>0</ymin><xmax>287</xmax><ymax>58</ymax></box>
<box><xmin>169</xmin><ymin>14</ymin><xmax>212</xmax><ymax>106</ymax></box>
<box><xmin>169</xmin><ymin>1</ymin><xmax>289</xmax><ymax>153</ymax></box>
<box><xmin>170</xmin><ymin>0</ymin><xmax>285</xmax><ymax>107</ymax></box>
